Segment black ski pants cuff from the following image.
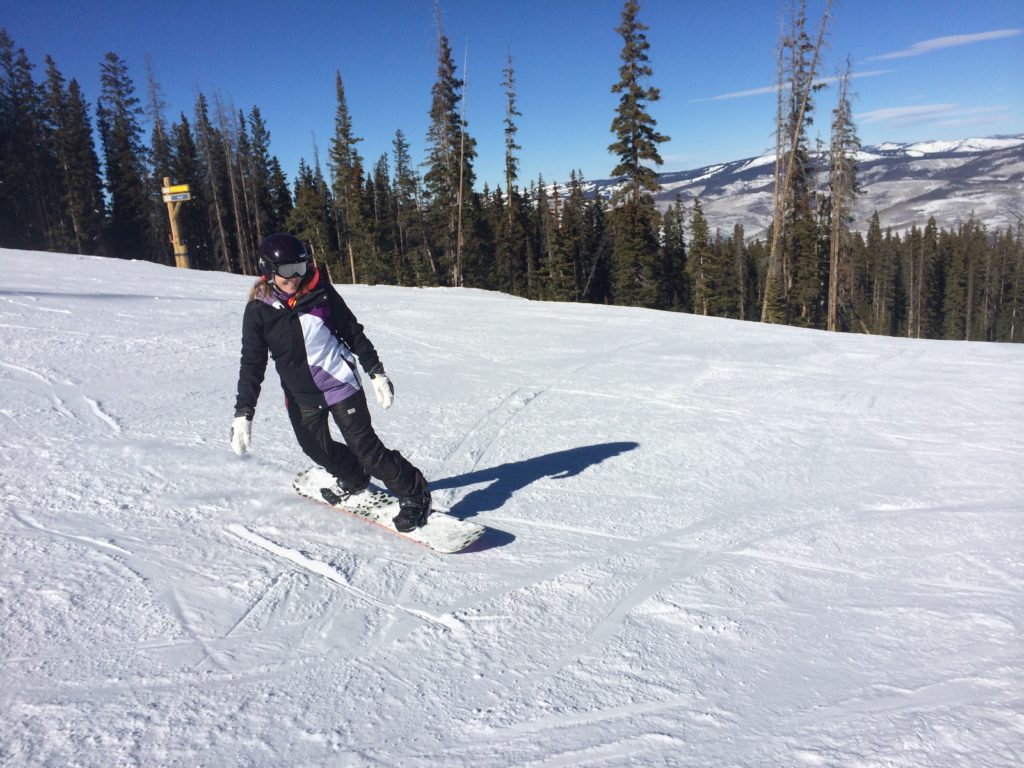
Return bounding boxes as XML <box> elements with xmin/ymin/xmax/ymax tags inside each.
<box><xmin>286</xmin><ymin>390</ymin><xmax>425</xmax><ymax>497</ymax></box>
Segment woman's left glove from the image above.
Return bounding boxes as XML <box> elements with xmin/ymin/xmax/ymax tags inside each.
<box><xmin>230</xmin><ymin>409</ymin><xmax>253</xmax><ymax>455</ymax></box>
<box><xmin>368</xmin><ymin>364</ymin><xmax>394</xmax><ymax>410</ymax></box>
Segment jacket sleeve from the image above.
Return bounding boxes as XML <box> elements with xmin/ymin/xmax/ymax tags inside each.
<box><xmin>326</xmin><ymin>281</ymin><xmax>382</xmax><ymax>374</ymax></box>
<box><xmin>234</xmin><ymin>301</ymin><xmax>269</xmax><ymax>415</ymax></box>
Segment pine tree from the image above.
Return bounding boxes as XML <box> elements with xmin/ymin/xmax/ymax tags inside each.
<box><xmin>531</xmin><ymin>177</ymin><xmax>554</xmax><ymax>299</ymax></box>
<box><xmin>991</xmin><ymin>226</ymin><xmax>1023</xmax><ymax>342</ymax></box>
<box><xmin>581</xmin><ymin>193</ymin><xmax>612</xmax><ymax>305</ymax></box>
<box><xmin>714</xmin><ymin>227</ymin><xmax>743</xmax><ymax>317</ymax></box>
<box><xmin>607</xmin><ymin>0</ymin><xmax>669</xmax><ymax>307</ymax></box>
<box><xmin>827</xmin><ymin>59</ymin><xmax>861</xmax><ymax>331</ymax></box>
<box><xmin>547</xmin><ymin>179</ymin><xmax>579</xmax><ymax>302</ymax></box>
<box><xmin>328</xmin><ymin>71</ymin><xmax>373</xmax><ymax>282</ymax></box>
<box><xmin>233</xmin><ymin>108</ymin><xmax>257</xmax><ymax>264</ymax></box>
<box><xmin>903</xmin><ymin>225</ymin><xmax>922</xmax><ymax>337</ymax></box>
<box><xmin>266</xmin><ymin>157</ymin><xmax>292</xmax><ymax>231</ymax></box>
<box><xmin>350</xmin><ymin>157</ymin><xmax>391</xmax><ymax>285</ymax></box>
<box><xmin>246</xmin><ymin>106</ymin><xmax>278</xmax><ymax>243</ymax></box>
<box><xmin>502</xmin><ymin>52</ymin><xmax>521</xmax><ymax>222</ymax></box>
<box><xmin>746</xmin><ymin>237</ymin><xmax>769</xmax><ymax>317</ymax></box>
<box><xmin>424</xmin><ymin>29</ymin><xmax>476</xmax><ymax>285</ymax></box>
<box><xmin>193</xmin><ymin>92</ymin><xmax>232</xmax><ymax>271</ymax></box>
<box><xmin>288</xmin><ymin>158</ymin><xmax>337</xmax><ymax>274</ymax></box>
<box><xmin>863</xmin><ymin>212</ymin><xmax>883</xmax><ymax>331</ymax></box>
<box><xmin>919</xmin><ymin>218</ymin><xmax>943</xmax><ymax>338</ymax></box>
<box><xmin>497</xmin><ymin>181</ymin><xmax>531</xmax><ymax>298</ymax></box>
<box><xmin>43</xmin><ymin>56</ymin><xmax>104</xmax><ymax>254</ymax></box>
<box><xmin>709</xmin><ymin>230</ymin><xmax>742</xmax><ymax>317</ymax></box>
<box><xmin>213</xmin><ymin>95</ymin><xmax>254</xmax><ymax>274</ymax></box>
<box><xmin>462</xmin><ymin>182</ymin><xmax>495</xmax><ymax>290</ymax></box>
<box><xmin>659</xmin><ymin>196</ymin><xmax>688</xmax><ymax>310</ymax></box>
<box><xmin>734</xmin><ymin>223</ymin><xmax>756</xmax><ymax>321</ymax></box>
<box><xmin>864</xmin><ymin>214</ymin><xmax>898</xmax><ymax>335</ymax></box>
<box><xmin>369</xmin><ymin>152</ymin><xmax>398</xmax><ymax>283</ymax></box>
<box><xmin>390</xmin><ymin>129</ymin><xmax>419</xmax><ymax>285</ymax></box>
<box><xmin>0</xmin><ymin>31</ymin><xmax>58</xmax><ymax>249</ymax></box>
<box><xmin>608</xmin><ymin>0</ymin><xmax>669</xmax><ymax>204</ymax></box>
<box><xmin>144</xmin><ymin>58</ymin><xmax>172</xmax><ymax>263</ymax></box>
<box><xmin>962</xmin><ymin>216</ymin><xmax>988</xmax><ymax>341</ymax></box>
<box><xmin>996</xmin><ymin>224</ymin><xmax>1023</xmax><ymax>342</ymax></box>
<box><xmin>687</xmin><ymin>199</ymin><xmax>712</xmax><ymax>314</ymax></box>
<box><xmin>97</xmin><ymin>52</ymin><xmax>152</xmax><ymax>259</ymax></box>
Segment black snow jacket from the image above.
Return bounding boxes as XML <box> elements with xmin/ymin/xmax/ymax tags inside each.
<box><xmin>234</xmin><ymin>267</ymin><xmax>382</xmax><ymax>414</ymax></box>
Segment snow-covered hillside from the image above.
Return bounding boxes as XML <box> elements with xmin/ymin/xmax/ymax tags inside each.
<box><xmin>2</xmin><ymin>249</ymin><xmax>1022</xmax><ymax>767</ymax></box>
<box><xmin>582</xmin><ymin>135</ymin><xmax>1024</xmax><ymax>238</ymax></box>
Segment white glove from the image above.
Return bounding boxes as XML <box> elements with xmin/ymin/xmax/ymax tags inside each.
<box><xmin>371</xmin><ymin>373</ymin><xmax>394</xmax><ymax>410</ymax></box>
<box><xmin>230</xmin><ymin>415</ymin><xmax>252</xmax><ymax>455</ymax></box>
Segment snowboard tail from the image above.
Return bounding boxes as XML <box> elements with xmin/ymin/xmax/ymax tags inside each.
<box><xmin>293</xmin><ymin>467</ymin><xmax>484</xmax><ymax>554</ymax></box>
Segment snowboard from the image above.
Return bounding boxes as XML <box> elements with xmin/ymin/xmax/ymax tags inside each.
<box><xmin>293</xmin><ymin>467</ymin><xmax>485</xmax><ymax>554</ymax></box>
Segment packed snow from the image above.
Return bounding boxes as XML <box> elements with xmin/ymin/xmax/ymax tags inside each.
<box><xmin>2</xmin><ymin>248</ymin><xmax>1022</xmax><ymax>767</ymax></box>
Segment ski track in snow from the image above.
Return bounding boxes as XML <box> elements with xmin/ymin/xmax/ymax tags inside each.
<box><xmin>2</xmin><ymin>249</ymin><xmax>1023</xmax><ymax>767</ymax></box>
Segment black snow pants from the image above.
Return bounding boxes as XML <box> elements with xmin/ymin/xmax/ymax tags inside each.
<box><xmin>286</xmin><ymin>389</ymin><xmax>425</xmax><ymax>497</ymax></box>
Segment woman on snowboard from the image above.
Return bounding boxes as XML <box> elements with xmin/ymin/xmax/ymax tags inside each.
<box><xmin>229</xmin><ymin>232</ymin><xmax>431</xmax><ymax>532</ymax></box>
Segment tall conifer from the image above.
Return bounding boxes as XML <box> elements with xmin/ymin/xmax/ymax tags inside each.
<box><xmin>607</xmin><ymin>0</ymin><xmax>669</xmax><ymax>307</ymax></box>
<box><xmin>97</xmin><ymin>52</ymin><xmax>152</xmax><ymax>259</ymax></box>
<box><xmin>424</xmin><ymin>28</ymin><xmax>476</xmax><ymax>285</ymax></box>
<box><xmin>827</xmin><ymin>60</ymin><xmax>861</xmax><ymax>331</ymax></box>
<box><xmin>43</xmin><ymin>57</ymin><xmax>104</xmax><ymax>254</ymax></box>
<box><xmin>608</xmin><ymin>0</ymin><xmax>668</xmax><ymax>203</ymax></box>
<box><xmin>502</xmin><ymin>52</ymin><xmax>521</xmax><ymax>221</ymax></box>
<box><xmin>0</xmin><ymin>31</ymin><xmax>58</xmax><ymax>249</ymax></box>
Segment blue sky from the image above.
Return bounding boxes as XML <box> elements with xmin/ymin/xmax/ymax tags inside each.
<box><xmin>5</xmin><ymin>0</ymin><xmax>1023</xmax><ymax>190</ymax></box>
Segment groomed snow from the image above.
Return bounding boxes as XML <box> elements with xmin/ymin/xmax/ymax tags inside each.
<box><xmin>2</xmin><ymin>249</ymin><xmax>1022</xmax><ymax>766</ymax></box>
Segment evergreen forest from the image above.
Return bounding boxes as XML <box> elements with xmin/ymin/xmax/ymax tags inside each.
<box><xmin>1</xmin><ymin>3</ymin><xmax>1021</xmax><ymax>343</ymax></box>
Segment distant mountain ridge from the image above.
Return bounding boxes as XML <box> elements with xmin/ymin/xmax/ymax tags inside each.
<box><xmin>579</xmin><ymin>135</ymin><xmax>1024</xmax><ymax>237</ymax></box>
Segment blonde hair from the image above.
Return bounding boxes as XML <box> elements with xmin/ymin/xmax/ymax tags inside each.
<box><xmin>247</xmin><ymin>278</ymin><xmax>270</xmax><ymax>303</ymax></box>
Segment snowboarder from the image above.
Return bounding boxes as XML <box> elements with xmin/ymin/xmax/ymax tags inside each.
<box><xmin>229</xmin><ymin>232</ymin><xmax>431</xmax><ymax>532</ymax></box>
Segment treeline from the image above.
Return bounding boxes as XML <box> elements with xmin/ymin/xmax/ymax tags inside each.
<box><xmin>1</xmin><ymin>8</ymin><xmax>1021</xmax><ymax>343</ymax></box>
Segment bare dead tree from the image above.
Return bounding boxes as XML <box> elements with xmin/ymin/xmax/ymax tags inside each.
<box><xmin>762</xmin><ymin>0</ymin><xmax>832</xmax><ymax>323</ymax></box>
<box><xmin>234</xmin><ymin>109</ymin><xmax>258</xmax><ymax>258</ymax></box>
<box><xmin>455</xmin><ymin>44</ymin><xmax>468</xmax><ymax>287</ymax></box>
<box><xmin>214</xmin><ymin>94</ymin><xmax>252</xmax><ymax>275</ymax></box>
<box><xmin>195</xmin><ymin>93</ymin><xmax>231</xmax><ymax>272</ymax></box>
<box><xmin>503</xmin><ymin>52</ymin><xmax>521</xmax><ymax>228</ymax></box>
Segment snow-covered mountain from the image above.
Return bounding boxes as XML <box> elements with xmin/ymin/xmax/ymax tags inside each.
<box><xmin>581</xmin><ymin>135</ymin><xmax>1024</xmax><ymax>237</ymax></box>
<box><xmin>2</xmin><ymin>248</ymin><xmax>1023</xmax><ymax>766</ymax></box>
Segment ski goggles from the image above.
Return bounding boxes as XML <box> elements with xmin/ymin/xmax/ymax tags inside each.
<box><xmin>273</xmin><ymin>260</ymin><xmax>308</xmax><ymax>278</ymax></box>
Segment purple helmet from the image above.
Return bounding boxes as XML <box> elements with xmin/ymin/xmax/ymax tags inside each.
<box><xmin>258</xmin><ymin>233</ymin><xmax>310</xmax><ymax>279</ymax></box>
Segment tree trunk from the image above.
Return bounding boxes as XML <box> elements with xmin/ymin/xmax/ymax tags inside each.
<box><xmin>196</xmin><ymin>107</ymin><xmax>231</xmax><ymax>272</ymax></box>
<box><xmin>762</xmin><ymin>0</ymin><xmax>832</xmax><ymax>323</ymax></box>
<box><xmin>217</xmin><ymin>99</ymin><xmax>251</xmax><ymax>275</ymax></box>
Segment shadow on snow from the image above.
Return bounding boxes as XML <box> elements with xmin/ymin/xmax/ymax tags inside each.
<box><xmin>432</xmin><ymin>441</ymin><xmax>640</xmax><ymax>552</ymax></box>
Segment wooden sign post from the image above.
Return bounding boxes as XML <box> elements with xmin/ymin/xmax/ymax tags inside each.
<box><xmin>162</xmin><ymin>176</ymin><xmax>192</xmax><ymax>269</ymax></box>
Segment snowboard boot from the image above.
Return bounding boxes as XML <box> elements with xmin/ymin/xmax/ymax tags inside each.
<box><xmin>393</xmin><ymin>487</ymin><xmax>431</xmax><ymax>533</ymax></box>
<box><xmin>334</xmin><ymin>471</ymin><xmax>370</xmax><ymax>501</ymax></box>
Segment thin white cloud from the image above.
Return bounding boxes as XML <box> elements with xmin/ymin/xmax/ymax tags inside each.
<box><xmin>693</xmin><ymin>70</ymin><xmax>891</xmax><ymax>102</ymax></box>
<box><xmin>693</xmin><ymin>84</ymin><xmax>779</xmax><ymax>102</ymax></box>
<box><xmin>935</xmin><ymin>113</ymin><xmax>1010</xmax><ymax>129</ymax></box>
<box><xmin>868</xmin><ymin>29</ymin><xmax>1023</xmax><ymax>61</ymax></box>
<box><xmin>857</xmin><ymin>103</ymin><xmax>1008</xmax><ymax>127</ymax></box>
<box><xmin>858</xmin><ymin>104</ymin><xmax>958</xmax><ymax>125</ymax></box>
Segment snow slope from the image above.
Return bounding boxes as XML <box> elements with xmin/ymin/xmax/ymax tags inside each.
<box><xmin>2</xmin><ymin>249</ymin><xmax>1022</xmax><ymax>767</ymax></box>
<box><xmin>581</xmin><ymin>134</ymin><xmax>1024</xmax><ymax>240</ymax></box>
